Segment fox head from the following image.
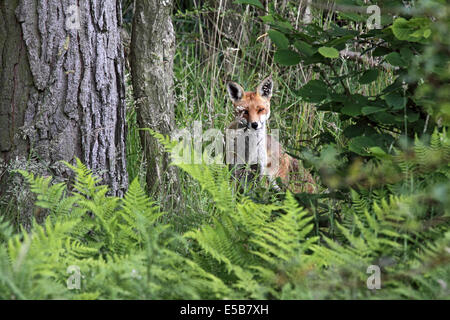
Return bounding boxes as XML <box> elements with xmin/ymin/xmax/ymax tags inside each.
<box><xmin>227</xmin><ymin>76</ymin><xmax>273</xmax><ymax>130</ymax></box>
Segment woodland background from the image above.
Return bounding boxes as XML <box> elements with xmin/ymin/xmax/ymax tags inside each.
<box><xmin>0</xmin><ymin>0</ymin><xmax>448</xmax><ymax>299</ymax></box>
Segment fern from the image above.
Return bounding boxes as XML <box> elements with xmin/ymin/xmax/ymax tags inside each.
<box><xmin>0</xmin><ymin>126</ymin><xmax>448</xmax><ymax>300</ymax></box>
<box><xmin>183</xmin><ymin>162</ymin><xmax>318</xmax><ymax>298</ymax></box>
<box><xmin>0</xmin><ymin>160</ymin><xmax>230</xmax><ymax>299</ymax></box>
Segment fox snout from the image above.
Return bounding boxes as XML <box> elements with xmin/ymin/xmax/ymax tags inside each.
<box><xmin>247</xmin><ymin>110</ymin><xmax>269</xmax><ymax>130</ymax></box>
<box><xmin>249</xmin><ymin>121</ymin><xmax>264</xmax><ymax>130</ymax></box>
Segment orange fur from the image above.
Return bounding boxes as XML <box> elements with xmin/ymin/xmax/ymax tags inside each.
<box><xmin>226</xmin><ymin>77</ymin><xmax>316</xmax><ymax>193</ymax></box>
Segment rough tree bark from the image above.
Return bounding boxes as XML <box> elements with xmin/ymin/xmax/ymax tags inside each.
<box><xmin>131</xmin><ymin>0</ymin><xmax>179</xmax><ymax>207</ymax></box>
<box><xmin>0</xmin><ymin>0</ymin><xmax>128</xmax><ymax>227</ymax></box>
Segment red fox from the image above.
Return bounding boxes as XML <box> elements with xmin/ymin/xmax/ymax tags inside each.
<box><xmin>225</xmin><ymin>76</ymin><xmax>316</xmax><ymax>193</ymax></box>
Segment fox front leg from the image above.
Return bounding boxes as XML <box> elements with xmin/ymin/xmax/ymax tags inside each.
<box><xmin>256</xmin><ymin>132</ymin><xmax>267</xmax><ymax>180</ymax></box>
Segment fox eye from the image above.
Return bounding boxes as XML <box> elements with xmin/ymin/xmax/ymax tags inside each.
<box><xmin>258</xmin><ymin>109</ymin><xmax>265</xmax><ymax>113</ymax></box>
<box><xmin>243</xmin><ymin>110</ymin><xmax>249</xmax><ymax>115</ymax></box>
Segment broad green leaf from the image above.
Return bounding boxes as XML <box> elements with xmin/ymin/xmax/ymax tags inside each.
<box><xmin>325</xmin><ymin>35</ymin><xmax>354</xmax><ymax>48</ymax></box>
<box><xmin>359</xmin><ymin>69</ymin><xmax>379</xmax><ymax>84</ymax></box>
<box><xmin>296</xmin><ymin>80</ymin><xmax>328</xmax><ymax>103</ymax></box>
<box><xmin>385</xmin><ymin>52</ymin><xmax>406</xmax><ymax>67</ymax></box>
<box><xmin>373</xmin><ymin>46</ymin><xmax>391</xmax><ymax>57</ymax></box>
<box><xmin>329</xmin><ymin>93</ymin><xmax>348</xmax><ymax>103</ymax></box>
<box><xmin>373</xmin><ymin>133</ymin><xmax>395</xmax><ymax>147</ymax></box>
<box><xmin>234</xmin><ymin>0</ymin><xmax>264</xmax><ymax>10</ymax></box>
<box><xmin>274</xmin><ymin>49</ymin><xmax>301</xmax><ymax>66</ymax></box>
<box><xmin>272</xmin><ymin>20</ymin><xmax>293</xmax><ymax>31</ymax></box>
<box><xmin>341</xmin><ymin>104</ymin><xmax>362</xmax><ymax>117</ymax></box>
<box><xmin>391</xmin><ymin>17</ymin><xmax>432</xmax><ymax>42</ymax></box>
<box><xmin>329</xmin><ymin>24</ymin><xmax>358</xmax><ymax>37</ymax></box>
<box><xmin>400</xmin><ymin>47</ymin><xmax>414</xmax><ymax>64</ymax></box>
<box><xmin>294</xmin><ymin>40</ymin><xmax>315</xmax><ymax>56</ymax></box>
<box><xmin>384</xmin><ymin>93</ymin><xmax>406</xmax><ymax>110</ymax></box>
<box><xmin>341</xmin><ymin>94</ymin><xmax>376</xmax><ymax>117</ymax></box>
<box><xmin>382</xmin><ymin>81</ymin><xmax>403</xmax><ymax>95</ymax></box>
<box><xmin>368</xmin><ymin>147</ymin><xmax>389</xmax><ymax>159</ymax></box>
<box><xmin>349</xmin><ymin>136</ymin><xmax>375</xmax><ymax>156</ymax></box>
<box><xmin>343</xmin><ymin>120</ymin><xmax>378</xmax><ymax>138</ymax></box>
<box><xmin>318</xmin><ymin>46</ymin><xmax>340</xmax><ymax>59</ymax></box>
<box><xmin>339</xmin><ymin>12</ymin><xmax>366</xmax><ymax>23</ymax></box>
<box><xmin>371</xmin><ymin>112</ymin><xmax>397</xmax><ymax>125</ymax></box>
<box><xmin>343</xmin><ymin>125</ymin><xmax>365</xmax><ymax>138</ymax></box>
<box><xmin>260</xmin><ymin>15</ymin><xmax>274</xmax><ymax>23</ymax></box>
<box><xmin>316</xmin><ymin>102</ymin><xmax>341</xmax><ymax>112</ymax></box>
<box><xmin>407</xmin><ymin>111</ymin><xmax>420</xmax><ymax>122</ymax></box>
<box><xmin>362</xmin><ymin>106</ymin><xmax>386</xmax><ymax>115</ymax></box>
<box><xmin>268</xmin><ymin>29</ymin><xmax>289</xmax><ymax>49</ymax></box>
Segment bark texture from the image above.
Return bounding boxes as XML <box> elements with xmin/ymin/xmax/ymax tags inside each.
<box><xmin>131</xmin><ymin>0</ymin><xmax>179</xmax><ymax>206</ymax></box>
<box><xmin>0</xmin><ymin>0</ymin><xmax>128</xmax><ymax>227</ymax></box>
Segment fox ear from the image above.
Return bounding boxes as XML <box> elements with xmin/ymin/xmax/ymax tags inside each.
<box><xmin>257</xmin><ymin>76</ymin><xmax>273</xmax><ymax>100</ymax></box>
<box><xmin>227</xmin><ymin>81</ymin><xmax>244</xmax><ymax>103</ymax></box>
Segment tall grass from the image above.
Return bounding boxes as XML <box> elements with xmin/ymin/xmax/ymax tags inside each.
<box><xmin>124</xmin><ymin>1</ymin><xmax>395</xmax><ymax>231</ymax></box>
<box><xmin>0</xmin><ymin>2</ymin><xmax>446</xmax><ymax>300</ymax></box>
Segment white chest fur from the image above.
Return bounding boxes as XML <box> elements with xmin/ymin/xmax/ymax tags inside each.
<box><xmin>225</xmin><ymin>123</ymin><xmax>268</xmax><ymax>179</ymax></box>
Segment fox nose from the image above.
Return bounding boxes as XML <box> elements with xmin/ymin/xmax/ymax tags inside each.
<box><xmin>251</xmin><ymin>122</ymin><xmax>259</xmax><ymax>130</ymax></box>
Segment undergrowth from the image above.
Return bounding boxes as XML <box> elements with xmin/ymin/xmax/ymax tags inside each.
<box><xmin>0</xmin><ymin>127</ymin><xmax>448</xmax><ymax>299</ymax></box>
<box><xmin>0</xmin><ymin>0</ymin><xmax>448</xmax><ymax>300</ymax></box>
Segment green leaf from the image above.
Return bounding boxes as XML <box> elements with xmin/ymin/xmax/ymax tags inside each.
<box><xmin>272</xmin><ymin>20</ymin><xmax>294</xmax><ymax>31</ymax></box>
<box><xmin>318</xmin><ymin>46</ymin><xmax>340</xmax><ymax>59</ymax></box>
<box><xmin>373</xmin><ymin>133</ymin><xmax>395</xmax><ymax>148</ymax></box>
<box><xmin>371</xmin><ymin>112</ymin><xmax>397</xmax><ymax>125</ymax></box>
<box><xmin>341</xmin><ymin>94</ymin><xmax>370</xmax><ymax>116</ymax></box>
<box><xmin>368</xmin><ymin>147</ymin><xmax>389</xmax><ymax>159</ymax></box>
<box><xmin>385</xmin><ymin>52</ymin><xmax>406</xmax><ymax>67</ymax></box>
<box><xmin>341</xmin><ymin>104</ymin><xmax>362</xmax><ymax>117</ymax></box>
<box><xmin>268</xmin><ymin>29</ymin><xmax>289</xmax><ymax>49</ymax></box>
<box><xmin>349</xmin><ymin>136</ymin><xmax>375</xmax><ymax>156</ymax></box>
<box><xmin>343</xmin><ymin>125</ymin><xmax>365</xmax><ymax>138</ymax></box>
<box><xmin>339</xmin><ymin>12</ymin><xmax>366</xmax><ymax>23</ymax></box>
<box><xmin>391</xmin><ymin>17</ymin><xmax>432</xmax><ymax>42</ymax></box>
<box><xmin>359</xmin><ymin>69</ymin><xmax>379</xmax><ymax>84</ymax></box>
<box><xmin>316</xmin><ymin>102</ymin><xmax>341</xmax><ymax>112</ymax></box>
<box><xmin>294</xmin><ymin>40</ymin><xmax>315</xmax><ymax>56</ymax></box>
<box><xmin>361</xmin><ymin>106</ymin><xmax>386</xmax><ymax>115</ymax></box>
<box><xmin>407</xmin><ymin>111</ymin><xmax>420</xmax><ymax>122</ymax></box>
<box><xmin>329</xmin><ymin>24</ymin><xmax>358</xmax><ymax>37</ymax></box>
<box><xmin>296</xmin><ymin>80</ymin><xmax>328</xmax><ymax>103</ymax></box>
<box><xmin>400</xmin><ymin>47</ymin><xmax>414</xmax><ymax>64</ymax></box>
<box><xmin>274</xmin><ymin>49</ymin><xmax>301</xmax><ymax>66</ymax></box>
<box><xmin>234</xmin><ymin>0</ymin><xmax>264</xmax><ymax>10</ymax></box>
<box><xmin>325</xmin><ymin>35</ymin><xmax>354</xmax><ymax>48</ymax></box>
<box><xmin>373</xmin><ymin>46</ymin><xmax>391</xmax><ymax>57</ymax></box>
<box><xmin>384</xmin><ymin>93</ymin><xmax>406</xmax><ymax>110</ymax></box>
<box><xmin>260</xmin><ymin>15</ymin><xmax>274</xmax><ymax>23</ymax></box>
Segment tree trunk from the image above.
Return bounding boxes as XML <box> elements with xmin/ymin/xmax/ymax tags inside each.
<box><xmin>0</xmin><ymin>0</ymin><xmax>128</xmax><ymax>228</ymax></box>
<box><xmin>130</xmin><ymin>0</ymin><xmax>179</xmax><ymax>207</ymax></box>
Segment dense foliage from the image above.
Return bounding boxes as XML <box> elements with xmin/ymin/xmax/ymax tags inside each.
<box><xmin>0</xmin><ymin>125</ymin><xmax>448</xmax><ymax>299</ymax></box>
<box><xmin>0</xmin><ymin>0</ymin><xmax>448</xmax><ymax>299</ymax></box>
